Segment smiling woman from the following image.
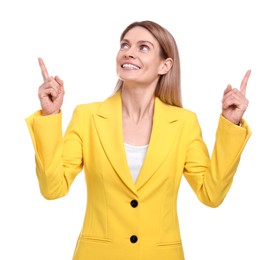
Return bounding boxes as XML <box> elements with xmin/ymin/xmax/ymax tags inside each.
<box><xmin>115</xmin><ymin>21</ymin><xmax>181</xmax><ymax>108</ymax></box>
<box><xmin>25</xmin><ymin>20</ymin><xmax>251</xmax><ymax>260</ymax></box>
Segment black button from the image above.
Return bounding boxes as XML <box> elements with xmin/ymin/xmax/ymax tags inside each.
<box><xmin>130</xmin><ymin>200</ymin><xmax>138</xmax><ymax>208</ymax></box>
<box><xmin>130</xmin><ymin>235</ymin><xmax>138</xmax><ymax>243</ymax></box>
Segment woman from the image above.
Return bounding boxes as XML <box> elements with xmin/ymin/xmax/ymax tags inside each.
<box><xmin>26</xmin><ymin>20</ymin><xmax>251</xmax><ymax>260</ymax></box>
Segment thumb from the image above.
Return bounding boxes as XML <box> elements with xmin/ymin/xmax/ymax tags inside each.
<box><xmin>224</xmin><ymin>84</ymin><xmax>232</xmax><ymax>95</ymax></box>
<box><xmin>222</xmin><ymin>84</ymin><xmax>232</xmax><ymax>101</ymax></box>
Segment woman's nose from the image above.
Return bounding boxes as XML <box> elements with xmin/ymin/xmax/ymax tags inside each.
<box><xmin>125</xmin><ymin>54</ymin><xmax>135</xmax><ymax>58</ymax></box>
<box><xmin>124</xmin><ymin>47</ymin><xmax>136</xmax><ymax>59</ymax></box>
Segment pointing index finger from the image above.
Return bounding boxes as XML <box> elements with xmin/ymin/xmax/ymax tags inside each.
<box><xmin>240</xmin><ymin>70</ymin><xmax>251</xmax><ymax>96</ymax></box>
<box><xmin>38</xmin><ymin>57</ymin><xmax>49</xmax><ymax>81</ymax></box>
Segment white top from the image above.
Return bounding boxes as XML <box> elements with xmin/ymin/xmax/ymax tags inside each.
<box><xmin>124</xmin><ymin>143</ymin><xmax>148</xmax><ymax>183</ymax></box>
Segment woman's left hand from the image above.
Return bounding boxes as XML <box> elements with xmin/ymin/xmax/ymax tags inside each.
<box><xmin>222</xmin><ymin>70</ymin><xmax>251</xmax><ymax>125</ymax></box>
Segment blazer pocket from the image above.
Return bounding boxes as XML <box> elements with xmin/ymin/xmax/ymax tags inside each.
<box><xmin>157</xmin><ymin>241</ymin><xmax>182</xmax><ymax>248</ymax></box>
<box><xmin>79</xmin><ymin>235</ymin><xmax>112</xmax><ymax>244</ymax></box>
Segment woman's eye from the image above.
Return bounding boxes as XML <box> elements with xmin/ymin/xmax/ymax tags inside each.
<box><xmin>139</xmin><ymin>45</ymin><xmax>149</xmax><ymax>51</ymax></box>
<box><xmin>120</xmin><ymin>43</ymin><xmax>129</xmax><ymax>49</ymax></box>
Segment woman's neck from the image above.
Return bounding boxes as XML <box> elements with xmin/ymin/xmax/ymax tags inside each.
<box><xmin>121</xmin><ymin>87</ymin><xmax>155</xmax><ymax>124</ymax></box>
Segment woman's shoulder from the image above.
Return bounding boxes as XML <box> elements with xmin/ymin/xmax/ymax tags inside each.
<box><xmin>158</xmin><ymin>99</ymin><xmax>197</xmax><ymax>119</ymax></box>
<box><xmin>74</xmin><ymin>101</ymin><xmax>102</xmax><ymax>113</ymax></box>
<box><xmin>73</xmin><ymin>95</ymin><xmax>112</xmax><ymax>112</ymax></box>
<box><xmin>172</xmin><ymin>105</ymin><xmax>196</xmax><ymax>116</ymax></box>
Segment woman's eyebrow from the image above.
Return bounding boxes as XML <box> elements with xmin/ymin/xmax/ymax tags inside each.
<box><xmin>121</xmin><ymin>38</ymin><xmax>154</xmax><ymax>47</ymax></box>
<box><xmin>138</xmin><ymin>40</ymin><xmax>154</xmax><ymax>47</ymax></box>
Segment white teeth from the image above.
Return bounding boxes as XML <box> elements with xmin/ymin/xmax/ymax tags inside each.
<box><xmin>122</xmin><ymin>64</ymin><xmax>140</xmax><ymax>69</ymax></box>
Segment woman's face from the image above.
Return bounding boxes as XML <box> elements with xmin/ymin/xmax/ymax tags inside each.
<box><xmin>116</xmin><ymin>26</ymin><xmax>166</xmax><ymax>88</ymax></box>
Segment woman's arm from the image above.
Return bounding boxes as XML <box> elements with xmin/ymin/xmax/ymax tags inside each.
<box><xmin>25</xmin><ymin>58</ymin><xmax>83</xmax><ymax>199</ymax></box>
<box><xmin>184</xmin><ymin>70</ymin><xmax>252</xmax><ymax>207</ymax></box>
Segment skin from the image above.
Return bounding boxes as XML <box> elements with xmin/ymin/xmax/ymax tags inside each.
<box><xmin>222</xmin><ymin>70</ymin><xmax>251</xmax><ymax>124</ymax></box>
<box><xmin>38</xmin><ymin>57</ymin><xmax>64</xmax><ymax>116</ymax></box>
<box><xmin>116</xmin><ymin>26</ymin><xmax>173</xmax><ymax>145</ymax></box>
<box><xmin>38</xmin><ymin>26</ymin><xmax>251</xmax><ymax>145</ymax></box>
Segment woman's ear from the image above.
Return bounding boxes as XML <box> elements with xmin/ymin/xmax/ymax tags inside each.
<box><xmin>159</xmin><ymin>58</ymin><xmax>173</xmax><ymax>75</ymax></box>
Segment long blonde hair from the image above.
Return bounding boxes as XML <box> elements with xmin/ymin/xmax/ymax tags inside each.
<box><xmin>113</xmin><ymin>20</ymin><xmax>182</xmax><ymax>108</ymax></box>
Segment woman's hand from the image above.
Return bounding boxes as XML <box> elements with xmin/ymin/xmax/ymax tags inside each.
<box><xmin>38</xmin><ymin>57</ymin><xmax>65</xmax><ymax>116</ymax></box>
<box><xmin>222</xmin><ymin>70</ymin><xmax>251</xmax><ymax>125</ymax></box>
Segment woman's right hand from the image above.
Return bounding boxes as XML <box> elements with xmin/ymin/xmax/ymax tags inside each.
<box><xmin>38</xmin><ymin>57</ymin><xmax>65</xmax><ymax>116</ymax></box>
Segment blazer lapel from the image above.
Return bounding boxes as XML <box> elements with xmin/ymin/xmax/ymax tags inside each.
<box><xmin>93</xmin><ymin>92</ymin><xmax>138</xmax><ymax>195</ymax></box>
<box><xmin>135</xmin><ymin>98</ymin><xmax>181</xmax><ymax>190</ymax></box>
<box><xmin>93</xmin><ymin>93</ymin><xmax>181</xmax><ymax>193</ymax></box>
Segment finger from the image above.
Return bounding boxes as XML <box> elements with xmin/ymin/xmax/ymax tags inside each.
<box><xmin>54</xmin><ymin>76</ymin><xmax>65</xmax><ymax>95</ymax></box>
<box><xmin>222</xmin><ymin>89</ymin><xmax>249</xmax><ymax>109</ymax></box>
<box><xmin>39</xmin><ymin>77</ymin><xmax>60</xmax><ymax>93</ymax></box>
<box><xmin>240</xmin><ymin>70</ymin><xmax>251</xmax><ymax>96</ymax></box>
<box><xmin>46</xmin><ymin>88</ymin><xmax>59</xmax><ymax>99</ymax></box>
<box><xmin>38</xmin><ymin>57</ymin><xmax>49</xmax><ymax>81</ymax></box>
<box><xmin>223</xmin><ymin>84</ymin><xmax>232</xmax><ymax>95</ymax></box>
<box><xmin>222</xmin><ymin>84</ymin><xmax>232</xmax><ymax>102</ymax></box>
<box><xmin>222</xmin><ymin>93</ymin><xmax>241</xmax><ymax>109</ymax></box>
<box><xmin>39</xmin><ymin>84</ymin><xmax>59</xmax><ymax>99</ymax></box>
<box><xmin>54</xmin><ymin>76</ymin><xmax>64</xmax><ymax>86</ymax></box>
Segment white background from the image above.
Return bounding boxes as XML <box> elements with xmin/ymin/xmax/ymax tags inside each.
<box><xmin>1</xmin><ymin>0</ymin><xmax>278</xmax><ymax>259</ymax></box>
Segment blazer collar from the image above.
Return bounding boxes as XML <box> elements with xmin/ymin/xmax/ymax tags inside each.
<box><xmin>93</xmin><ymin>92</ymin><xmax>181</xmax><ymax>195</ymax></box>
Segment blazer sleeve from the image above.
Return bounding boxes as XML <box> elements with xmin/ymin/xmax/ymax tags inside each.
<box><xmin>25</xmin><ymin>106</ymin><xmax>84</xmax><ymax>200</ymax></box>
<box><xmin>183</xmin><ymin>114</ymin><xmax>252</xmax><ymax>207</ymax></box>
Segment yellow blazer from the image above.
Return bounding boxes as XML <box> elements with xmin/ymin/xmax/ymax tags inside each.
<box><xmin>26</xmin><ymin>92</ymin><xmax>251</xmax><ymax>260</ymax></box>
